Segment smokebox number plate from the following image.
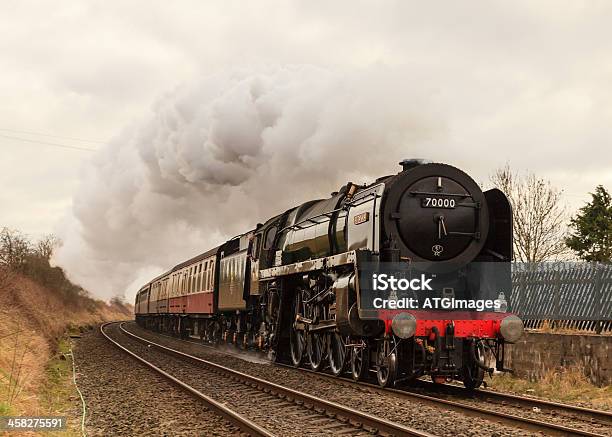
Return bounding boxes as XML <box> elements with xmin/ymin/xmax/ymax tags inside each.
<box><xmin>421</xmin><ymin>197</ymin><xmax>456</xmax><ymax>209</ymax></box>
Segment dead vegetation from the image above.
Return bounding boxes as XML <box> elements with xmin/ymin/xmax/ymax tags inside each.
<box><xmin>0</xmin><ymin>227</ymin><xmax>132</xmax><ymax>423</ymax></box>
<box><xmin>0</xmin><ymin>271</ymin><xmax>131</xmax><ymax>419</ymax></box>
<box><xmin>490</xmin><ymin>365</ymin><xmax>612</xmax><ymax>410</ymax></box>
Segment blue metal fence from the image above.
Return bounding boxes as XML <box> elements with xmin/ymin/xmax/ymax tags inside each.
<box><xmin>510</xmin><ymin>263</ymin><xmax>612</xmax><ymax>333</ymax></box>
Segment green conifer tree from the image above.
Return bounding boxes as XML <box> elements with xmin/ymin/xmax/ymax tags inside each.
<box><xmin>566</xmin><ymin>186</ymin><xmax>612</xmax><ymax>262</ymax></box>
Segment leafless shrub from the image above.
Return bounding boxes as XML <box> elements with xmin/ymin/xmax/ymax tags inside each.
<box><xmin>0</xmin><ymin>228</ymin><xmax>31</xmax><ymax>271</ymax></box>
<box><xmin>491</xmin><ymin>164</ymin><xmax>570</xmax><ymax>262</ymax></box>
<box><xmin>0</xmin><ymin>229</ymin><xmax>88</xmax><ymax>305</ymax></box>
<box><xmin>34</xmin><ymin>234</ymin><xmax>60</xmax><ymax>261</ymax></box>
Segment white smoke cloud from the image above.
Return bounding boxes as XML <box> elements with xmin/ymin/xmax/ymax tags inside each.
<box><xmin>54</xmin><ymin>64</ymin><xmax>441</xmax><ymax>301</ymax></box>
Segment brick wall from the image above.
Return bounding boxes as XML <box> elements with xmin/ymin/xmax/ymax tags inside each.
<box><xmin>506</xmin><ymin>332</ymin><xmax>611</xmax><ymax>387</ymax></box>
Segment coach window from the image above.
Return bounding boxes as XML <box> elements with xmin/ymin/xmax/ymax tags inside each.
<box><xmin>202</xmin><ymin>266</ymin><xmax>206</xmax><ymax>292</ymax></box>
<box><xmin>197</xmin><ymin>263</ymin><xmax>201</xmax><ymax>291</ymax></box>
<box><xmin>205</xmin><ymin>262</ymin><xmax>210</xmax><ymax>291</ymax></box>
<box><xmin>202</xmin><ymin>263</ymin><xmax>206</xmax><ymax>291</ymax></box>
<box><xmin>208</xmin><ymin>261</ymin><xmax>212</xmax><ymax>289</ymax></box>
<box><xmin>210</xmin><ymin>263</ymin><xmax>214</xmax><ymax>289</ymax></box>
<box><xmin>202</xmin><ymin>263</ymin><xmax>206</xmax><ymax>290</ymax></box>
<box><xmin>206</xmin><ymin>263</ymin><xmax>211</xmax><ymax>290</ymax></box>
<box><xmin>204</xmin><ymin>262</ymin><xmax>208</xmax><ymax>290</ymax></box>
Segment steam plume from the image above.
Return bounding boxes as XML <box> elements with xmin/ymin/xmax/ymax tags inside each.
<box><xmin>54</xmin><ymin>65</ymin><xmax>438</xmax><ymax>300</ymax></box>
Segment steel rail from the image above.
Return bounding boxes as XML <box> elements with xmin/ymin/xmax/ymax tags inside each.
<box><xmin>117</xmin><ymin>323</ymin><xmax>435</xmax><ymax>437</ymax></box>
<box><xmin>138</xmin><ymin>324</ymin><xmax>612</xmax><ymax>428</ymax></box>
<box><xmin>100</xmin><ymin>322</ymin><xmax>275</xmax><ymax>437</ymax></box>
<box><xmin>274</xmin><ymin>363</ymin><xmax>607</xmax><ymax>437</ymax></box>
<box><xmin>123</xmin><ymin>322</ymin><xmax>609</xmax><ymax>437</ymax></box>
<box><xmin>412</xmin><ymin>379</ymin><xmax>612</xmax><ymax>424</ymax></box>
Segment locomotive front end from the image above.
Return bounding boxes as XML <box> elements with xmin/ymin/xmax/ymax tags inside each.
<box><xmin>358</xmin><ymin>159</ymin><xmax>523</xmax><ymax>388</ymax></box>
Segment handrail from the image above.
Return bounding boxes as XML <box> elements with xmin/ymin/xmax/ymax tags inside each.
<box><xmin>279</xmin><ymin>191</ymin><xmax>380</xmax><ymax>233</ymax></box>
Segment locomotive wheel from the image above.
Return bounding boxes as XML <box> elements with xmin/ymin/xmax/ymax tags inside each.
<box><xmin>328</xmin><ymin>332</ymin><xmax>347</xmax><ymax>376</ymax></box>
<box><xmin>350</xmin><ymin>344</ymin><xmax>368</xmax><ymax>381</ymax></box>
<box><xmin>463</xmin><ymin>341</ymin><xmax>486</xmax><ymax>390</ymax></box>
<box><xmin>376</xmin><ymin>341</ymin><xmax>397</xmax><ymax>387</ymax></box>
<box><xmin>307</xmin><ymin>332</ymin><xmax>325</xmax><ymax>371</ymax></box>
<box><xmin>236</xmin><ymin>332</ymin><xmax>245</xmax><ymax>349</ymax></box>
<box><xmin>289</xmin><ymin>293</ymin><xmax>305</xmax><ymax>367</ymax></box>
<box><xmin>206</xmin><ymin>322</ymin><xmax>221</xmax><ymax>345</ymax></box>
<box><xmin>242</xmin><ymin>331</ymin><xmax>254</xmax><ymax>350</ymax></box>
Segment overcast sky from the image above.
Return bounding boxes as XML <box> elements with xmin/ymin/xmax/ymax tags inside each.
<box><xmin>1</xmin><ymin>1</ymin><xmax>610</xmax><ymax>299</ymax></box>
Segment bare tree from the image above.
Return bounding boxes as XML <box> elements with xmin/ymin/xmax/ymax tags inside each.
<box><xmin>490</xmin><ymin>164</ymin><xmax>569</xmax><ymax>262</ymax></box>
<box><xmin>0</xmin><ymin>227</ymin><xmax>31</xmax><ymax>270</ymax></box>
<box><xmin>35</xmin><ymin>234</ymin><xmax>60</xmax><ymax>260</ymax></box>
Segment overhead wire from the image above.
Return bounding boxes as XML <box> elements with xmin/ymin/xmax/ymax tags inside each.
<box><xmin>0</xmin><ymin>133</ymin><xmax>97</xmax><ymax>152</ymax></box>
<box><xmin>0</xmin><ymin>128</ymin><xmax>105</xmax><ymax>143</ymax></box>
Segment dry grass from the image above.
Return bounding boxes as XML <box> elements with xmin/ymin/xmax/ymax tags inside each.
<box><xmin>0</xmin><ymin>272</ymin><xmax>131</xmax><ymax>428</ymax></box>
<box><xmin>532</xmin><ymin>319</ymin><xmax>612</xmax><ymax>335</ymax></box>
<box><xmin>489</xmin><ymin>366</ymin><xmax>612</xmax><ymax>410</ymax></box>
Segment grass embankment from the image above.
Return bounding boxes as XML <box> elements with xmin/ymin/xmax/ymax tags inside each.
<box><xmin>0</xmin><ymin>271</ymin><xmax>131</xmax><ymax>434</ymax></box>
<box><xmin>489</xmin><ymin>365</ymin><xmax>612</xmax><ymax>410</ymax></box>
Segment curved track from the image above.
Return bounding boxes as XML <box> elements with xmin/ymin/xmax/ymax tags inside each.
<box><xmin>101</xmin><ymin>322</ymin><xmax>274</xmax><ymax>437</ymax></box>
<box><xmin>106</xmin><ymin>322</ymin><xmax>433</xmax><ymax>437</ymax></box>
<box><xmin>124</xmin><ymin>322</ymin><xmax>610</xmax><ymax>437</ymax></box>
<box><xmin>412</xmin><ymin>379</ymin><xmax>612</xmax><ymax>424</ymax></box>
<box><xmin>277</xmin><ymin>363</ymin><xmax>610</xmax><ymax>437</ymax></box>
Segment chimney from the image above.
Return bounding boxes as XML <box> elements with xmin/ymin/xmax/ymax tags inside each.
<box><xmin>399</xmin><ymin>158</ymin><xmax>432</xmax><ymax>172</ymax></box>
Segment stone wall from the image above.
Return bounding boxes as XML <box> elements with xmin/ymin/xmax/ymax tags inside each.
<box><xmin>506</xmin><ymin>332</ymin><xmax>611</xmax><ymax>386</ymax></box>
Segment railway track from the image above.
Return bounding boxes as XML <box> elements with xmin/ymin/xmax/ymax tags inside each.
<box><xmin>104</xmin><ymin>322</ymin><xmax>433</xmax><ymax>437</ymax></box>
<box><xmin>412</xmin><ymin>379</ymin><xmax>612</xmax><ymax>424</ymax></box>
<box><xmin>101</xmin><ymin>322</ymin><xmax>273</xmax><ymax>437</ymax></box>
<box><xmin>121</xmin><ymin>322</ymin><xmax>610</xmax><ymax>437</ymax></box>
<box><xmin>277</xmin><ymin>363</ymin><xmax>610</xmax><ymax>437</ymax></box>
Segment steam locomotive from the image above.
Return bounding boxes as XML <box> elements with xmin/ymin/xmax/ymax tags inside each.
<box><xmin>135</xmin><ymin>160</ymin><xmax>524</xmax><ymax>388</ymax></box>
